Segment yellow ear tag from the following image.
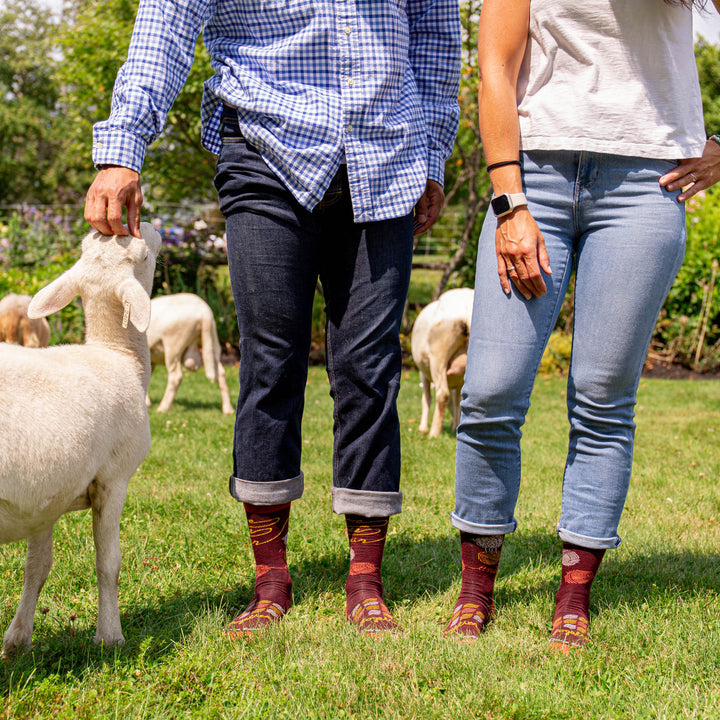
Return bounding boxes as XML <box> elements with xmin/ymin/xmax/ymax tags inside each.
<box><xmin>122</xmin><ymin>301</ymin><xmax>131</xmax><ymax>329</ymax></box>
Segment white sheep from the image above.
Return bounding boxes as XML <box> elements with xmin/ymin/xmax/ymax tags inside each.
<box><xmin>411</xmin><ymin>288</ymin><xmax>474</xmax><ymax>438</ymax></box>
<box><xmin>146</xmin><ymin>293</ymin><xmax>234</xmax><ymax>414</ymax></box>
<box><xmin>0</xmin><ymin>222</ymin><xmax>162</xmax><ymax>656</ymax></box>
<box><xmin>0</xmin><ymin>293</ymin><xmax>51</xmax><ymax>347</ymax></box>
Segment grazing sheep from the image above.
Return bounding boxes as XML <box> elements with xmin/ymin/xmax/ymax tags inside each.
<box><xmin>411</xmin><ymin>288</ymin><xmax>474</xmax><ymax>438</ymax></box>
<box><xmin>0</xmin><ymin>223</ymin><xmax>161</xmax><ymax>656</ymax></box>
<box><xmin>146</xmin><ymin>293</ymin><xmax>234</xmax><ymax>414</ymax></box>
<box><xmin>0</xmin><ymin>293</ymin><xmax>51</xmax><ymax>347</ymax></box>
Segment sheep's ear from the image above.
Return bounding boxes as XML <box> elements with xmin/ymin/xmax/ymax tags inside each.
<box><xmin>118</xmin><ymin>279</ymin><xmax>152</xmax><ymax>333</ymax></box>
<box><xmin>27</xmin><ymin>269</ymin><xmax>78</xmax><ymax>318</ymax></box>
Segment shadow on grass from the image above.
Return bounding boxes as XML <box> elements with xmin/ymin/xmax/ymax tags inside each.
<box><xmin>148</xmin><ymin>396</ymin><xmax>233</xmax><ymax>413</ymax></box>
<box><xmin>2</xmin><ymin>529</ymin><xmax>719</xmax><ymax>690</ymax></box>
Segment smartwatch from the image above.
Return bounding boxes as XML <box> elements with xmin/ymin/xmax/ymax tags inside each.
<box><xmin>491</xmin><ymin>192</ymin><xmax>528</xmax><ymax>217</ymax></box>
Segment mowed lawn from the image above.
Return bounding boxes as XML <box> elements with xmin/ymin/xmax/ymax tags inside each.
<box><xmin>2</xmin><ymin>365</ymin><xmax>719</xmax><ymax>719</ymax></box>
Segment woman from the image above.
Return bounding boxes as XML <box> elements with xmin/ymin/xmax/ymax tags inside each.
<box><xmin>444</xmin><ymin>0</ymin><xmax>720</xmax><ymax>650</ymax></box>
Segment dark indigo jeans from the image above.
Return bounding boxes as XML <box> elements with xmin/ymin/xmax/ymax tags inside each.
<box><xmin>214</xmin><ymin>108</ymin><xmax>414</xmax><ymax>517</ymax></box>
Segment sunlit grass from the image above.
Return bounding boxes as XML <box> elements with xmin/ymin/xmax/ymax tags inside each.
<box><xmin>1</xmin><ymin>367</ymin><xmax>719</xmax><ymax>719</ymax></box>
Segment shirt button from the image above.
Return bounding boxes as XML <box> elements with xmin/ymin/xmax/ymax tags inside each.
<box><xmin>347</xmin><ymin>125</ymin><xmax>353</xmax><ymax>133</ymax></box>
<box><xmin>347</xmin><ymin>78</ymin><xmax>354</xmax><ymax>86</ymax></box>
<box><xmin>345</xmin><ymin>26</ymin><xmax>352</xmax><ymax>34</ymax></box>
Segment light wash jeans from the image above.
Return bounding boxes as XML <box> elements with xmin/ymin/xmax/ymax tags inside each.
<box><xmin>453</xmin><ymin>151</ymin><xmax>686</xmax><ymax>549</ymax></box>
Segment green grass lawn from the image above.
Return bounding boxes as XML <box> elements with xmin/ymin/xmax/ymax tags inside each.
<box><xmin>2</xmin><ymin>367</ymin><xmax>719</xmax><ymax>719</ymax></box>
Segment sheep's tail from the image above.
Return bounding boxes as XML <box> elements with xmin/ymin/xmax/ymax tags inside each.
<box><xmin>200</xmin><ymin>313</ymin><xmax>221</xmax><ymax>384</ymax></box>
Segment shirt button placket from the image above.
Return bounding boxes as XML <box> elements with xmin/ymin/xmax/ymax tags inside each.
<box><xmin>337</xmin><ymin>1</ymin><xmax>356</xmax><ymax>137</ymax></box>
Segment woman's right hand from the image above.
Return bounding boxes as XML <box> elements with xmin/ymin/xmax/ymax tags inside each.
<box><xmin>495</xmin><ymin>208</ymin><xmax>551</xmax><ymax>299</ymax></box>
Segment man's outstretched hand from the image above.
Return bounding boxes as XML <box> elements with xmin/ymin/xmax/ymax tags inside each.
<box><xmin>84</xmin><ymin>165</ymin><xmax>143</xmax><ymax>237</ymax></box>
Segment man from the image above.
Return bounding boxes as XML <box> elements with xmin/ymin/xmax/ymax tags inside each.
<box><xmin>85</xmin><ymin>0</ymin><xmax>460</xmax><ymax>635</ymax></box>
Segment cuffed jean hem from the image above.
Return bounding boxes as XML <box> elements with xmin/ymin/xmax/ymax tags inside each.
<box><xmin>556</xmin><ymin>526</ymin><xmax>621</xmax><ymax>550</ymax></box>
<box><xmin>228</xmin><ymin>473</ymin><xmax>304</xmax><ymax>505</ymax></box>
<box><xmin>450</xmin><ymin>512</ymin><xmax>517</xmax><ymax>536</ymax></box>
<box><xmin>331</xmin><ymin>487</ymin><xmax>403</xmax><ymax>517</ymax></box>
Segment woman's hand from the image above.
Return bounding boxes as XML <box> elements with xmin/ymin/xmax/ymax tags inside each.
<box><xmin>495</xmin><ymin>208</ymin><xmax>552</xmax><ymax>299</ymax></box>
<box><xmin>659</xmin><ymin>137</ymin><xmax>720</xmax><ymax>202</ymax></box>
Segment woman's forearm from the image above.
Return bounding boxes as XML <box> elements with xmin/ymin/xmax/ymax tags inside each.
<box><xmin>477</xmin><ymin>0</ymin><xmax>531</xmax><ymax>195</ymax></box>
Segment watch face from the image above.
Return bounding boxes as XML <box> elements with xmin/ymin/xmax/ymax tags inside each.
<box><xmin>491</xmin><ymin>194</ymin><xmax>512</xmax><ymax>216</ymax></box>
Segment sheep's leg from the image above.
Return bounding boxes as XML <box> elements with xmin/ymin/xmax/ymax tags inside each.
<box><xmin>429</xmin><ymin>358</ymin><xmax>450</xmax><ymax>439</ymax></box>
<box><xmin>429</xmin><ymin>383</ymin><xmax>449</xmax><ymax>438</ymax></box>
<box><xmin>2</xmin><ymin>527</ymin><xmax>54</xmax><ymax>656</ymax></box>
<box><xmin>419</xmin><ymin>373</ymin><xmax>432</xmax><ymax>434</ymax></box>
<box><xmin>216</xmin><ymin>361</ymin><xmax>234</xmax><ymax>415</ymax></box>
<box><xmin>156</xmin><ymin>360</ymin><xmax>183</xmax><ymax>413</ymax></box>
<box><xmin>90</xmin><ymin>480</ymin><xmax>128</xmax><ymax>647</ymax></box>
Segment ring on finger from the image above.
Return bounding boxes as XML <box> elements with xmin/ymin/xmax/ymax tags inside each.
<box><xmin>689</xmin><ymin>172</ymin><xmax>698</xmax><ymax>183</ymax></box>
<box><xmin>507</xmin><ymin>265</ymin><xmax>516</xmax><ymax>273</ymax></box>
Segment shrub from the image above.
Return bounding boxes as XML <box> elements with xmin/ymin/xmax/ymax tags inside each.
<box><xmin>3</xmin><ymin>189</ymin><xmax>718</xmax><ymax>376</ymax></box>
<box><xmin>0</xmin><ymin>207</ymin><xmax>86</xmax><ymax>344</ymax></box>
<box><xmin>538</xmin><ymin>331</ymin><xmax>573</xmax><ymax>375</ymax></box>
<box><xmin>148</xmin><ymin>215</ymin><xmax>239</xmax><ymax>350</ymax></box>
<box><xmin>652</xmin><ymin>187</ymin><xmax>720</xmax><ymax>372</ymax></box>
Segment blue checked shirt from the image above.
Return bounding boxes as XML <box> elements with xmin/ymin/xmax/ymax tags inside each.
<box><xmin>93</xmin><ymin>0</ymin><xmax>461</xmax><ymax>223</ymax></box>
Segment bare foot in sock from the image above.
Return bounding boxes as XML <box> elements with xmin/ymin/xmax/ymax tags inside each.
<box><xmin>223</xmin><ymin>596</ymin><xmax>291</xmax><ymax>638</ymax></box>
<box><xmin>548</xmin><ymin>543</ymin><xmax>605</xmax><ymax>652</ymax></box>
<box><xmin>345</xmin><ymin>515</ymin><xmax>399</xmax><ymax>634</ymax></box>
<box><xmin>223</xmin><ymin>502</ymin><xmax>293</xmax><ymax>638</ymax></box>
<box><xmin>444</xmin><ymin>533</ymin><xmax>503</xmax><ymax>639</ymax></box>
<box><xmin>346</xmin><ymin>596</ymin><xmax>398</xmax><ymax>634</ymax></box>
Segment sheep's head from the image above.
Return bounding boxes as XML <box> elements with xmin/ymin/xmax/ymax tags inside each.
<box><xmin>28</xmin><ymin>223</ymin><xmax>162</xmax><ymax>333</ymax></box>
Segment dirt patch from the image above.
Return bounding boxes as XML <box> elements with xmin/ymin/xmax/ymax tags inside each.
<box><xmin>641</xmin><ymin>361</ymin><xmax>720</xmax><ymax>380</ymax></box>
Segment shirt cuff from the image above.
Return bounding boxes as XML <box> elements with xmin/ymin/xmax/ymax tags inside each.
<box><xmin>427</xmin><ymin>149</ymin><xmax>446</xmax><ymax>188</ymax></box>
<box><xmin>92</xmin><ymin>126</ymin><xmax>147</xmax><ymax>174</ymax></box>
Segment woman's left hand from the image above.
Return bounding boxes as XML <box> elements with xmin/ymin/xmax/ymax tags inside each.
<box><xmin>659</xmin><ymin>137</ymin><xmax>720</xmax><ymax>202</ymax></box>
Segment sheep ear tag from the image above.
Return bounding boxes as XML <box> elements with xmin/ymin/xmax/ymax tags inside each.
<box><xmin>119</xmin><ymin>279</ymin><xmax>151</xmax><ymax>333</ymax></box>
<box><xmin>27</xmin><ymin>269</ymin><xmax>78</xmax><ymax>319</ymax></box>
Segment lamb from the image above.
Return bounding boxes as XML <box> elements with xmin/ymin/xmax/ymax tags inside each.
<box><xmin>0</xmin><ymin>222</ymin><xmax>162</xmax><ymax>656</ymax></box>
<box><xmin>410</xmin><ymin>287</ymin><xmax>474</xmax><ymax>438</ymax></box>
<box><xmin>146</xmin><ymin>293</ymin><xmax>234</xmax><ymax>414</ymax></box>
<box><xmin>0</xmin><ymin>293</ymin><xmax>51</xmax><ymax>347</ymax></box>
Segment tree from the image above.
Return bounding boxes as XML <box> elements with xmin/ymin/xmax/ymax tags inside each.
<box><xmin>0</xmin><ymin>0</ymin><xmax>87</xmax><ymax>204</ymax></box>
<box><xmin>695</xmin><ymin>38</ymin><xmax>720</xmax><ymax>133</ymax></box>
<box><xmin>58</xmin><ymin>0</ymin><xmax>217</xmax><ymax>205</ymax></box>
<box><xmin>430</xmin><ymin>0</ymin><xmax>492</xmax><ymax>298</ymax></box>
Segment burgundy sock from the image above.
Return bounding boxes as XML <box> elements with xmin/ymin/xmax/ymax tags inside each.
<box><xmin>345</xmin><ymin>515</ymin><xmax>397</xmax><ymax>632</ymax></box>
<box><xmin>445</xmin><ymin>533</ymin><xmax>504</xmax><ymax>638</ymax></box>
<box><xmin>245</xmin><ymin>502</ymin><xmax>292</xmax><ymax>606</ymax></box>
<box><xmin>223</xmin><ymin>502</ymin><xmax>292</xmax><ymax>638</ymax></box>
<box><xmin>550</xmin><ymin>543</ymin><xmax>605</xmax><ymax>650</ymax></box>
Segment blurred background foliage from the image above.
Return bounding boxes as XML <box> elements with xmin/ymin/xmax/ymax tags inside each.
<box><xmin>1</xmin><ymin>0</ymin><xmax>719</xmax><ymax>371</ymax></box>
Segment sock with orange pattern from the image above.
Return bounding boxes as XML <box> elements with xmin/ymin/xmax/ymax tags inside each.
<box><xmin>345</xmin><ymin>515</ymin><xmax>398</xmax><ymax>633</ymax></box>
<box><xmin>223</xmin><ymin>502</ymin><xmax>292</xmax><ymax>638</ymax></box>
<box><xmin>444</xmin><ymin>533</ymin><xmax>504</xmax><ymax>638</ymax></box>
<box><xmin>549</xmin><ymin>543</ymin><xmax>605</xmax><ymax>651</ymax></box>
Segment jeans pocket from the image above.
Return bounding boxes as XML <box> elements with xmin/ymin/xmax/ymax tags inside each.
<box><xmin>314</xmin><ymin>186</ymin><xmax>344</xmax><ymax>210</ymax></box>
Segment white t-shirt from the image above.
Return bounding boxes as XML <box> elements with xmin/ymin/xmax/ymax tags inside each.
<box><xmin>517</xmin><ymin>0</ymin><xmax>707</xmax><ymax>159</ymax></box>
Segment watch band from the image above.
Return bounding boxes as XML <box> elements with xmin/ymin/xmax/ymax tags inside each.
<box><xmin>491</xmin><ymin>192</ymin><xmax>528</xmax><ymax>217</ymax></box>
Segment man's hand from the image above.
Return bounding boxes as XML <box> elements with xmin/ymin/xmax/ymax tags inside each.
<box><xmin>84</xmin><ymin>166</ymin><xmax>143</xmax><ymax>237</ymax></box>
<box><xmin>413</xmin><ymin>179</ymin><xmax>445</xmax><ymax>236</ymax></box>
